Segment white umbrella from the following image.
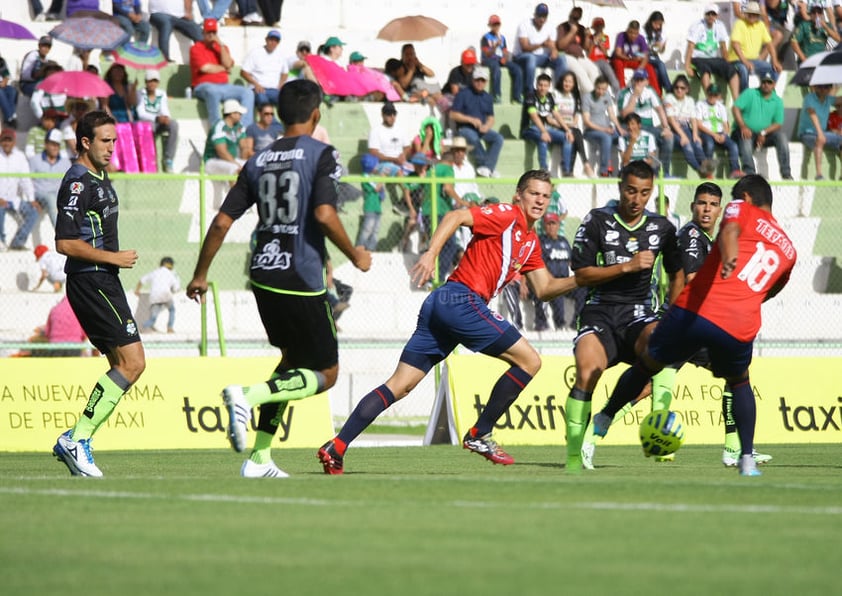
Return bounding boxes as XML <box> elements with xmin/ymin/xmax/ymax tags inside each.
<box><xmin>808</xmin><ymin>49</ymin><xmax>842</xmax><ymax>86</ymax></box>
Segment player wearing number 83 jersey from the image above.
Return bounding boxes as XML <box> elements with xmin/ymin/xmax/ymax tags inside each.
<box><xmin>222</xmin><ymin>134</ymin><xmax>343</xmax><ymax>294</ymax></box>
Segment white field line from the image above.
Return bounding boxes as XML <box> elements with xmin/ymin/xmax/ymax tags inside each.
<box><xmin>1</xmin><ymin>486</ymin><xmax>841</xmax><ymax>515</ymax></box>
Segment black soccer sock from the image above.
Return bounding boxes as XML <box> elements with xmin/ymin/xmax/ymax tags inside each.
<box><xmin>336</xmin><ymin>384</ymin><xmax>396</xmax><ymax>448</ymax></box>
<box><xmin>602</xmin><ymin>361</ymin><xmax>656</xmax><ymax>418</ymax></box>
<box><xmin>730</xmin><ymin>379</ymin><xmax>756</xmax><ymax>457</ymax></box>
<box><xmin>472</xmin><ymin>366</ymin><xmax>533</xmax><ymax>437</ymax></box>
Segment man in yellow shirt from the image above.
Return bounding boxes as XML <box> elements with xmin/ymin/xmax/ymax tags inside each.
<box><xmin>728</xmin><ymin>1</ymin><xmax>782</xmax><ymax>91</ymax></box>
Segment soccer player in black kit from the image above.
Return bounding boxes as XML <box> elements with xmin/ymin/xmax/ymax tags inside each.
<box><xmin>187</xmin><ymin>79</ymin><xmax>371</xmax><ymax>478</ymax></box>
<box><xmin>564</xmin><ymin>160</ymin><xmax>683</xmax><ymax>473</ymax></box>
<box><xmin>52</xmin><ymin>111</ymin><xmax>146</xmax><ymax>477</ymax></box>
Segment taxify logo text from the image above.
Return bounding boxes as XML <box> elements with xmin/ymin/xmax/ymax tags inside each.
<box><xmin>472</xmin><ymin>394</ymin><xmax>566</xmax><ymax>431</ymax></box>
<box><xmin>779</xmin><ymin>396</ymin><xmax>842</xmax><ymax>432</ymax></box>
<box><xmin>181</xmin><ymin>397</ymin><xmax>296</xmax><ymax>441</ymax></box>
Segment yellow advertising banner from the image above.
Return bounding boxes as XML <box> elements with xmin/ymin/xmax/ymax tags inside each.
<box><xmin>0</xmin><ymin>357</ymin><xmax>333</xmax><ymax>452</ymax></box>
<box><xmin>443</xmin><ymin>354</ymin><xmax>842</xmax><ymax>445</ymax></box>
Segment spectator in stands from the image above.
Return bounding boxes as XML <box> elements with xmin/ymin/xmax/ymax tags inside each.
<box><xmin>367</xmin><ymin>101</ymin><xmax>411</xmax><ymax>174</ymax></box>
<box><xmin>686</xmin><ymin>4</ymin><xmax>741</xmax><ymax>104</ymax></box>
<box><xmin>29</xmin><ymin>129</ymin><xmax>71</xmax><ymax>230</ymax></box>
<box><xmin>0</xmin><ymin>128</ymin><xmax>36</xmax><ymax>251</ymax></box>
<box><xmin>392</xmin><ymin>44</ymin><xmax>443</xmax><ymax>105</ymax></box>
<box><xmin>319</xmin><ymin>36</ymin><xmax>345</xmax><ymax>65</ymax></box>
<box><xmin>764</xmin><ymin>0</ymin><xmax>796</xmax><ymax>60</ymax></box>
<box><xmin>59</xmin><ymin>99</ymin><xmax>94</xmax><ymax>162</ymax></box>
<box><xmin>135</xmin><ymin>257</ymin><xmax>181</xmax><ymax>333</ymax></box>
<box><xmin>617</xmin><ymin>69</ymin><xmax>675</xmax><ymax>176</ymax></box>
<box><xmin>190</xmin><ymin>18</ymin><xmax>255</xmax><ymax>128</ymax></box>
<box><xmin>643</xmin><ymin>11</ymin><xmax>672</xmax><ymax>94</ymax></box>
<box><xmin>451</xmin><ymin>65</ymin><xmax>504</xmax><ymax>178</ymax></box>
<box><xmin>582</xmin><ymin>75</ymin><xmax>622</xmax><ymax>177</ymax></box>
<box><xmin>113</xmin><ymin>1</ymin><xmax>151</xmax><ymax>43</ymax></box>
<box><xmin>611</xmin><ymin>20</ymin><xmax>661</xmax><ymax>95</ymax></box>
<box><xmin>835</xmin><ymin>1</ymin><xmax>842</xmax><ymax>36</ymax></box>
<box><xmin>445</xmin><ymin>49</ymin><xmax>478</xmax><ymax>98</ymax></box>
<box><xmin>149</xmin><ymin>0</ymin><xmax>204</xmax><ymax>63</ymax></box>
<box><xmin>257</xmin><ymin>0</ymin><xmax>282</xmax><ymax>27</ymax></box>
<box><xmin>356</xmin><ymin>154</ymin><xmax>385</xmax><ymax>252</ymax></box>
<box><xmin>481</xmin><ymin>14</ymin><xmax>523</xmax><ymax>104</ymax></box>
<box><xmin>202</xmin><ymin>98</ymin><xmax>248</xmax><ymax>177</ymax></box>
<box><xmin>512</xmin><ymin>3</ymin><xmax>567</xmax><ymax>100</ymax></box>
<box><xmin>0</xmin><ymin>53</ymin><xmax>18</xmax><ymax>128</ymax></box>
<box><xmin>196</xmin><ymin>0</ymin><xmax>233</xmax><ymax>22</ymax></box>
<box><xmin>731</xmin><ymin>72</ymin><xmax>792</xmax><ymax>179</ymax></box>
<box><xmin>136</xmin><ymin>69</ymin><xmax>178</xmax><ymax>172</ymax></box>
<box><xmin>798</xmin><ymin>83</ymin><xmax>842</xmax><ymax>180</ymax></box>
<box><xmin>795</xmin><ymin>0</ymin><xmax>837</xmax><ymax>30</ymax></box>
<box><xmin>243</xmin><ymin>102</ymin><xmax>283</xmax><ymax>158</ymax></box>
<box><xmin>411</xmin><ymin>116</ymin><xmax>443</xmax><ymax>161</ymax></box>
<box><xmin>450</xmin><ymin>136</ymin><xmax>481</xmax><ymax>204</ymax></box>
<box><xmin>664</xmin><ymin>74</ymin><xmax>712</xmax><ymax>178</ymax></box>
<box><xmin>618</xmin><ymin>112</ymin><xmax>658</xmax><ymax>168</ymax></box>
<box><xmin>419</xmin><ymin>150</ymin><xmax>464</xmax><ymax>280</ymax></box>
<box><xmin>241</xmin><ymin>29</ymin><xmax>288</xmax><ymax>109</ymax></box>
<box><xmin>588</xmin><ymin>17</ymin><xmax>621</xmax><ymax>95</ymax></box>
<box><xmin>556</xmin><ymin>72</ymin><xmax>594</xmax><ymax>177</ymax></box>
<box><xmin>30</xmin><ymin>0</ymin><xmax>64</xmax><ymax>21</ymax></box>
<box><xmin>232</xmin><ymin>0</ymin><xmax>263</xmax><ymax>24</ymax></box>
<box><xmin>32</xmin><ymin>244</ymin><xmax>67</xmax><ymax>292</ymax></box>
<box><xmin>286</xmin><ymin>41</ymin><xmax>315</xmax><ymax>83</ymax></box>
<box><xmin>532</xmin><ymin>212</ymin><xmax>576</xmax><ymax>331</ymax></box>
<box><xmin>28</xmin><ymin>296</ymin><xmax>88</xmax><ymax>357</ymax></box>
<box><xmin>521</xmin><ymin>72</ymin><xmax>570</xmax><ymax>173</ymax></box>
<box><xmin>695</xmin><ymin>83</ymin><xmax>744</xmax><ymax>179</ymax></box>
<box><xmin>65</xmin><ymin>47</ymin><xmax>92</xmax><ymax>73</ymax></box>
<box><xmin>29</xmin><ymin>61</ymin><xmax>65</xmax><ymax>121</ymax></box>
<box><xmin>66</xmin><ymin>0</ymin><xmax>99</xmax><ymax>16</ymax></box>
<box><xmin>791</xmin><ymin>4</ymin><xmax>841</xmax><ymax>64</ymax></box>
<box><xmin>24</xmin><ymin>108</ymin><xmax>65</xmax><ymax>159</ymax></box>
<box><xmin>19</xmin><ymin>36</ymin><xmax>53</xmax><ymax>100</ymax></box>
<box><xmin>729</xmin><ymin>1</ymin><xmax>782</xmax><ymax>91</ymax></box>
<box><xmin>556</xmin><ymin>5</ymin><xmax>601</xmax><ymax>95</ymax></box>
<box><xmin>103</xmin><ymin>63</ymin><xmax>137</xmax><ymax>123</ymax></box>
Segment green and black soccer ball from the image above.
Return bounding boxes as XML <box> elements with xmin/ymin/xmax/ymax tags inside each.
<box><xmin>639</xmin><ymin>410</ymin><xmax>685</xmax><ymax>457</ymax></box>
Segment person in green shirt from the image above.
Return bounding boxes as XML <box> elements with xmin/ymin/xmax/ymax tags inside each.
<box><xmin>419</xmin><ymin>151</ymin><xmax>468</xmax><ymax>282</ymax></box>
<box><xmin>731</xmin><ymin>72</ymin><xmax>791</xmax><ymax>179</ymax></box>
<box><xmin>791</xmin><ymin>4</ymin><xmax>841</xmax><ymax>64</ymax></box>
<box><xmin>356</xmin><ymin>154</ymin><xmax>385</xmax><ymax>251</ymax></box>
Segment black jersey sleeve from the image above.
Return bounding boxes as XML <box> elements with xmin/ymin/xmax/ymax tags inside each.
<box><xmin>677</xmin><ymin>223</ymin><xmax>710</xmax><ymax>275</ymax></box>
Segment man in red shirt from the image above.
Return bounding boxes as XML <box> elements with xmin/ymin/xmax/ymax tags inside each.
<box><xmin>190</xmin><ymin>18</ymin><xmax>254</xmax><ymax>129</ymax></box>
<box><xmin>317</xmin><ymin>170</ymin><xmax>579</xmax><ymax>474</ymax></box>
<box><xmin>591</xmin><ymin>174</ymin><xmax>796</xmax><ymax>476</ymax></box>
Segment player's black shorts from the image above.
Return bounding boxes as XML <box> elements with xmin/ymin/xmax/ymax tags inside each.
<box><xmin>252</xmin><ymin>285</ymin><xmax>338</xmax><ymax>370</ymax></box>
<box><xmin>574</xmin><ymin>303</ymin><xmax>658</xmax><ymax>367</ymax></box>
<box><xmin>66</xmin><ymin>271</ymin><xmax>141</xmax><ymax>353</ymax></box>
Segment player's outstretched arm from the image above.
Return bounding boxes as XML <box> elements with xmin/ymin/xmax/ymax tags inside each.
<box><xmin>315</xmin><ymin>204</ymin><xmax>371</xmax><ymax>272</ymax></box>
<box><xmin>718</xmin><ymin>221</ymin><xmax>741</xmax><ymax>279</ymax></box>
<box><xmin>187</xmin><ymin>212</ymin><xmax>234</xmax><ymax>303</ymax></box>
<box><xmin>410</xmin><ymin>208</ymin><xmax>474</xmax><ymax>287</ymax></box>
<box><xmin>524</xmin><ymin>268</ymin><xmax>578</xmax><ymax>301</ymax></box>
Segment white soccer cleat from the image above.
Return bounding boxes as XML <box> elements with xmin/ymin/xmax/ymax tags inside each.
<box><xmin>53</xmin><ymin>431</ymin><xmax>103</xmax><ymax>477</ymax></box>
<box><xmin>723</xmin><ymin>448</ymin><xmax>772</xmax><ymax>467</ymax></box>
<box><xmin>222</xmin><ymin>385</ymin><xmax>250</xmax><ymax>453</ymax></box>
<box><xmin>240</xmin><ymin>459</ymin><xmax>290</xmax><ymax>478</ymax></box>
<box><xmin>581</xmin><ymin>441</ymin><xmax>595</xmax><ymax>470</ymax></box>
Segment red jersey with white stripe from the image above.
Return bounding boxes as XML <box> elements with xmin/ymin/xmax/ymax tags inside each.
<box><xmin>448</xmin><ymin>203</ymin><xmax>545</xmax><ymax>301</ymax></box>
<box><xmin>674</xmin><ymin>200</ymin><xmax>796</xmax><ymax>342</ymax></box>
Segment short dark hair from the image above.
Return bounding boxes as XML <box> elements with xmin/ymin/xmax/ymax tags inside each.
<box><xmin>623</xmin><ymin>112</ymin><xmax>642</xmax><ymax>125</ymax></box>
<box><xmin>732</xmin><ymin>174</ymin><xmax>773</xmax><ymax>208</ymax></box>
<box><xmin>516</xmin><ymin>169</ymin><xmax>552</xmax><ymax>195</ymax></box>
<box><xmin>161</xmin><ymin>256</ymin><xmax>174</xmax><ymax>267</ymax></box>
<box><xmin>620</xmin><ymin>159</ymin><xmax>654</xmax><ymax>184</ymax></box>
<box><xmin>76</xmin><ymin>110</ymin><xmax>115</xmax><ymax>154</ymax></box>
<box><xmin>277</xmin><ymin>79</ymin><xmax>322</xmax><ymax>126</ymax></box>
<box><xmin>694</xmin><ymin>181</ymin><xmax>723</xmax><ymax>200</ymax></box>
<box><xmin>536</xmin><ymin>73</ymin><xmax>552</xmax><ymax>84</ymax></box>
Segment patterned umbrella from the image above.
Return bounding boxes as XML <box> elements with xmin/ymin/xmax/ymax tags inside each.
<box><xmin>376</xmin><ymin>16</ymin><xmax>448</xmax><ymax>42</ymax></box>
<box><xmin>109</xmin><ymin>42</ymin><xmax>169</xmax><ymax>70</ymax></box>
<box><xmin>0</xmin><ymin>19</ymin><xmax>36</xmax><ymax>40</ymax></box>
<box><xmin>37</xmin><ymin>71</ymin><xmax>114</xmax><ymax>97</ymax></box>
<box><xmin>49</xmin><ymin>17</ymin><xmax>130</xmax><ymax>51</ymax></box>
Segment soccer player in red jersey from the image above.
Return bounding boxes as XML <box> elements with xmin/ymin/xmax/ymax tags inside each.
<box><xmin>318</xmin><ymin>169</ymin><xmax>579</xmax><ymax>474</ymax></box>
<box><xmin>591</xmin><ymin>174</ymin><xmax>796</xmax><ymax>476</ymax></box>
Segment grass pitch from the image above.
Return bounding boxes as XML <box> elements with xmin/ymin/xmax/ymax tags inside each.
<box><xmin>1</xmin><ymin>444</ymin><xmax>840</xmax><ymax>596</ymax></box>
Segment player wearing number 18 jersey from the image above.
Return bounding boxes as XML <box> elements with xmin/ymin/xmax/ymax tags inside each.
<box><xmin>594</xmin><ymin>174</ymin><xmax>796</xmax><ymax>476</ymax></box>
<box><xmin>186</xmin><ymin>80</ymin><xmax>371</xmax><ymax>478</ymax></box>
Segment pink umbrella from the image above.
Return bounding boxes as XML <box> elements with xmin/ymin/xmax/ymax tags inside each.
<box><xmin>306</xmin><ymin>55</ymin><xmax>367</xmax><ymax>97</ymax></box>
<box><xmin>37</xmin><ymin>70</ymin><xmax>114</xmax><ymax>97</ymax></box>
<box><xmin>348</xmin><ymin>64</ymin><xmax>401</xmax><ymax>102</ymax></box>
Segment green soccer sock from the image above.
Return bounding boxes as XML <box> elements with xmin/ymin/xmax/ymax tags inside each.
<box><xmin>651</xmin><ymin>367</ymin><xmax>676</xmax><ymax>412</ymax></box>
<box><xmin>71</xmin><ymin>372</ymin><xmax>127</xmax><ymax>440</ymax></box>
<box><xmin>243</xmin><ymin>369</ymin><xmax>325</xmax><ymax>407</ymax></box>
<box><xmin>565</xmin><ymin>391</ymin><xmax>592</xmax><ymax>472</ymax></box>
<box><xmin>249</xmin><ymin>431</ymin><xmax>276</xmax><ymax>465</ymax></box>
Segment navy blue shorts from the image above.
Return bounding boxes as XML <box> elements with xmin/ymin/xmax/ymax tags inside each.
<box><xmin>66</xmin><ymin>271</ymin><xmax>141</xmax><ymax>353</ymax></box>
<box><xmin>400</xmin><ymin>282</ymin><xmax>522</xmax><ymax>373</ymax></box>
<box><xmin>648</xmin><ymin>306</ymin><xmax>753</xmax><ymax>378</ymax></box>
